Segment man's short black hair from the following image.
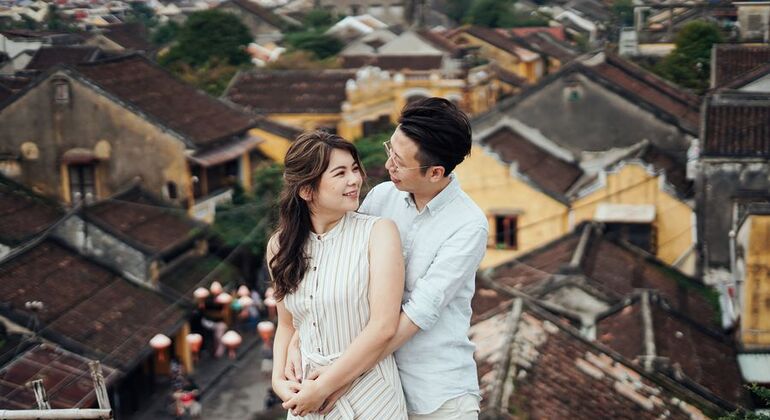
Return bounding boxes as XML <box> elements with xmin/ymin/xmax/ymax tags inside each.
<box><xmin>398</xmin><ymin>97</ymin><xmax>472</xmax><ymax>176</ymax></box>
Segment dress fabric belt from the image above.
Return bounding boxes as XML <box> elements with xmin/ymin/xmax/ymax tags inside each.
<box><xmin>302</xmin><ymin>350</ymin><xmax>355</xmax><ymax>420</ymax></box>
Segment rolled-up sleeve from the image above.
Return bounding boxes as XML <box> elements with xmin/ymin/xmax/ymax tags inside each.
<box><xmin>402</xmin><ymin>224</ymin><xmax>488</xmax><ymax>331</ymax></box>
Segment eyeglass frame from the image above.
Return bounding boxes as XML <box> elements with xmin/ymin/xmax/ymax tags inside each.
<box><xmin>383</xmin><ymin>140</ymin><xmax>432</xmax><ymax>173</ymax></box>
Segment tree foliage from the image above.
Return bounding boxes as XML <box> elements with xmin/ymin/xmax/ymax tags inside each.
<box><xmin>654</xmin><ymin>20</ymin><xmax>723</xmax><ymax>92</ymax></box>
<box><xmin>465</xmin><ymin>0</ymin><xmax>516</xmax><ymax>27</ymax></box>
<box><xmin>612</xmin><ymin>0</ymin><xmax>634</xmax><ymax>27</ymax></box>
<box><xmin>283</xmin><ymin>8</ymin><xmax>343</xmax><ymax>60</ymax></box>
<box><xmin>720</xmin><ymin>385</ymin><xmax>770</xmax><ymax>420</ymax></box>
<box><xmin>160</xmin><ymin>10</ymin><xmax>252</xmax><ymax>68</ymax></box>
<box><xmin>151</xmin><ymin>20</ymin><xmax>180</xmax><ymax>46</ymax></box>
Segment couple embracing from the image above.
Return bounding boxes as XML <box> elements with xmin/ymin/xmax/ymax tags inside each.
<box><xmin>268</xmin><ymin>98</ymin><xmax>488</xmax><ymax>420</ymax></box>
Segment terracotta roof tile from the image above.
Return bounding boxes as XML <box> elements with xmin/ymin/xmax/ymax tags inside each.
<box><xmin>160</xmin><ymin>255</ymin><xmax>241</xmax><ymax>297</ymax></box>
<box><xmin>586</xmin><ymin>54</ymin><xmax>701</xmax><ymax>134</ymax></box>
<box><xmin>508</xmin><ymin>26</ymin><xmax>568</xmax><ymax>42</ymax></box>
<box><xmin>0</xmin><ymin>344</ymin><xmax>119</xmax><ymax>409</ymax></box>
<box><xmin>220</xmin><ymin>0</ymin><xmax>285</xmax><ymax>29</ymax></box>
<box><xmin>25</xmin><ymin>46</ymin><xmax>101</xmax><ymax>72</ymax></box>
<box><xmin>0</xmin><ymin>176</ymin><xmax>62</xmax><ymax>246</ymax></box>
<box><xmin>702</xmin><ymin>91</ymin><xmax>770</xmax><ymax>158</ymax></box>
<box><xmin>416</xmin><ymin>29</ymin><xmax>462</xmax><ymax>56</ymax></box>
<box><xmin>99</xmin><ymin>23</ymin><xmax>152</xmax><ymax>52</ymax></box>
<box><xmin>225</xmin><ymin>69</ymin><xmax>355</xmax><ymax>114</ymax></box>
<box><xmin>85</xmin><ymin>187</ymin><xmax>204</xmax><ymax>256</ymax></box>
<box><xmin>597</xmin><ymin>295</ymin><xmax>747</xmax><ymax>406</ymax></box>
<box><xmin>481</xmin><ymin>126</ymin><xmax>583</xmax><ymax>197</ymax></box>
<box><xmin>470</xmin><ymin>301</ymin><xmax>724</xmax><ymax>419</ymax></box>
<box><xmin>460</xmin><ymin>26</ymin><xmax>527</xmax><ymax>58</ymax></box>
<box><xmin>76</xmin><ymin>54</ymin><xmax>255</xmax><ymax>148</ymax></box>
<box><xmin>712</xmin><ymin>44</ymin><xmax>770</xmax><ymax>88</ymax></box>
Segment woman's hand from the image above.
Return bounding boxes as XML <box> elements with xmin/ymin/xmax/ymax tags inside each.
<box><xmin>273</xmin><ymin>378</ymin><xmax>301</xmax><ymax>402</ymax></box>
<box><xmin>282</xmin><ymin>378</ymin><xmax>331</xmax><ymax>416</ymax></box>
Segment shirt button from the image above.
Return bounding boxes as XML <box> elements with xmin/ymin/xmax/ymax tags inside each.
<box><xmin>312</xmin><ymin>322</ymin><xmax>316</xmax><ymax>326</ymax></box>
<box><xmin>317</xmin><ymin>347</ymin><xmax>321</xmax><ymax>352</ymax></box>
<box><xmin>310</xmin><ymin>295</ymin><xmax>313</xmax><ymax>299</ymax></box>
<box><xmin>313</xmin><ymin>266</ymin><xmax>317</xmax><ymax>271</ymax></box>
<box><xmin>317</xmin><ymin>235</ymin><xmax>322</xmax><ymax>240</ymax></box>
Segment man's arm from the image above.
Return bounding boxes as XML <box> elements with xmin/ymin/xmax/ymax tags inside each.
<box><xmin>381</xmin><ymin>223</ymin><xmax>488</xmax><ymax>360</ymax></box>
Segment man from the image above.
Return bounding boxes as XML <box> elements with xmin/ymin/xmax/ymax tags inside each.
<box><xmin>287</xmin><ymin>97</ymin><xmax>488</xmax><ymax>419</ymax></box>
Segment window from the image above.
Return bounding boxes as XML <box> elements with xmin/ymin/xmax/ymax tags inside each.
<box><xmin>53</xmin><ymin>79</ymin><xmax>70</xmax><ymax>104</ymax></box>
<box><xmin>494</xmin><ymin>214</ymin><xmax>518</xmax><ymax>249</ymax></box>
<box><xmin>747</xmin><ymin>14</ymin><xmax>762</xmax><ymax>32</ymax></box>
<box><xmin>68</xmin><ymin>163</ymin><xmax>96</xmax><ymax>204</ymax></box>
<box><xmin>605</xmin><ymin>223</ymin><xmax>656</xmax><ymax>253</ymax></box>
<box><xmin>165</xmin><ymin>181</ymin><xmax>178</xmax><ymax>200</ymax></box>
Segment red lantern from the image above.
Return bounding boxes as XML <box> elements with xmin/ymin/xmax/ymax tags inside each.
<box><xmin>257</xmin><ymin>321</ymin><xmax>275</xmax><ymax>345</ymax></box>
<box><xmin>186</xmin><ymin>333</ymin><xmax>203</xmax><ymax>362</ymax></box>
<box><xmin>221</xmin><ymin>330</ymin><xmax>242</xmax><ymax>360</ymax></box>
<box><xmin>150</xmin><ymin>334</ymin><xmax>171</xmax><ymax>362</ymax></box>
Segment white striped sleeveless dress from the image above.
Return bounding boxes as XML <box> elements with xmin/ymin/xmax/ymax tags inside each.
<box><xmin>284</xmin><ymin>211</ymin><xmax>408</xmax><ymax>420</ymax></box>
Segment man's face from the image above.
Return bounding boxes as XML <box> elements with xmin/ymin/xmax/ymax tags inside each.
<box><xmin>385</xmin><ymin>127</ymin><xmax>431</xmax><ymax>193</ymax></box>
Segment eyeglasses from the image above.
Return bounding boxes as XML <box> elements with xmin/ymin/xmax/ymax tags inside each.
<box><xmin>383</xmin><ymin>141</ymin><xmax>431</xmax><ymax>173</ymax></box>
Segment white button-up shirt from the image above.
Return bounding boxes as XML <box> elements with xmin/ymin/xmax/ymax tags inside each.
<box><xmin>360</xmin><ymin>174</ymin><xmax>488</xmax><ymax>414</ymax></box>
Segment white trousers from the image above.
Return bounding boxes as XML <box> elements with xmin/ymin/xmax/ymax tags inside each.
<box><xmin>408</xmin><ymin>394</ymin><xmax>480</xmax><ymax>420</ymax></box>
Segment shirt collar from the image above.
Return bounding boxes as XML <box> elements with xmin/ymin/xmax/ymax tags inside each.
<box><xmin>402</xmin><ymin>173</ymin><xmax>460</xmax><ymax>215</ymax></box>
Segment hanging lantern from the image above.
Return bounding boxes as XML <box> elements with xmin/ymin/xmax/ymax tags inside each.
<box><xmin>215</xmin><ymin>292</ymin><xmax>233</xmax><ymax>305</ymax></box>
<box><xmin>149</xmin><ymin>334</ymin><xmax>171</xmax><ymax>362</ymax></box>
<box><xmin>264</xmin><ymin>296</ymin><xmax>277</xmax><ymax>319</ymax></box>
<box><xmin>239</xmin><ymin>295</ymin><xmax>254</xmax><ymax>307</ymax></box>
<box><xmin>221</xmin><ymin>330</ymin><xmax>242</xmax><ymax>359</ymax></box>
<box><xmin>265</xmin><ymin>287</ymin><xmax>275</xmax><ymax>298</ymax></box>
<box><xmin>186</xmin><ymin>333</ymin><xmax>203</xmax><ymax>362</ymax></box>
<box><xmin>257</xmin><ymin>321</ymin><xmax>275</xmax><ymax>344</ymax></box>
<box><xmin>231</xmin><ymin>299</ymin><xmax>243</xmax><ymax>313</ymax></box>
<box><xmin>193</xmin><ymin>287</ymin><xmax>209</xmax><ymax>308</ymax></box>
<box><xmin>237</xmin><ymin>285</ymin><xmax>250</xmax><ymax>297</ymax></box>
<box><xmin>210</xmin><ymin>281</ymin><xmax>223</xmax><ymax>296</ymax></box>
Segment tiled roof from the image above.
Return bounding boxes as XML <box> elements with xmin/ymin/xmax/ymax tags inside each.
<box><xmin>0</xmin><ymin>75</ymin><xmax>33</xmax><ymax>93</ymax></box>
<box><xmin>480</xmin><ymin>126</ymin><xmax>583</xmax><ymax>197</ymax></box>
<box><xmin>459</xmin><ymin>26</ymin><xmax>529</xmax><ymax>59</ymax></box>
<box><xmin>0</xmin><ymin>83</ymin><xmax>11</xmax><ymax>103</ymax></box>
<box><xmin>25</xmin><ymin>46</ymin><xmax>101</xmax><ymax>72</ymax></box>
<box><xmin>508</xmin><ymin>26</ymin><xmax>568</xmax><ymax>42</ymax></box>
<box><xmin>221</xmin><ymin>0</ymin><xmax>285</xmax><ymax>29</ymax></box>
<box><xmin>488</xmin><ymin>223</ymin><xmax>718</xmax><ymax>326</ymax></box>
<box><xmin>712</xmin><ymin>44</ymin><xmax>770</xmax><ymax>88</ymax></box>
<box><xmin>0</xmin><ymin>239</ymin><xmax>186</xmax><ymax>370</ymax></box>
<box><xmin>0</xmin><ymin>344</ymin><xmax>119</xmax><ymax>409</ymax></box>
<box><xmin>84</xmin><ymin>187</ymin><xmax>205</xmax><ymax>256</ymax></box>
<box><xmin>702</xmin><ymin>91</ymin><xmax>770</xmax><ymax>158</ymax></box>
<box><xmin>225</xmin><ymin>69</ymin><xmax>355</xmax><ymax>114</ymax></box>
<box><xmin>470</xmin><ymin>299</ymin><xmax>726</xmax><ymax>419</ymax></box>
<box><xmin>596</xmin><ymin>293</ymin><xmax>747</xmax><ymax>406</ymax></box>
<box><xmin>253</xmin><ymin>117</ymin><xmax>303</xmax><ymax>140</ymax></box>
<box><xmin>519</xmin><ymin>32</ymin><xmax>578</xmax><ymax>62</ymax></box>
<box><xmin>99</xmin><ymin>23</ymin><xmax>152</xmax><ymax>51</ymax></box>
<box><xmin>492</xmin><ymin>64</ymin><xmax>528</xmax><ymax>88</ymax></box>
<box><xmin>0</xmin><ymin>175</ymin><xmax>62</xmax><ymax>246</ymax></box>
<box><xmin>416</xmin><ymin>29</ymin><xmax>462</xmax><ymax>56</ymax></box>
<box><xmin>340</xmin><ymin>55</ymin><xmax>443</xmax><ymax>71</ymax></box>
<box><xmin>722</xmin><ymin>62</ymin><xmax>770</xmax><ymax>90</ymax></box>
<box><xmin>75</xmin><ymin>54</ymin><xmax>255</xmax><ymax>148</ymax></box>
<box><xmin>586</xmin><ymin>53</ymin><xmax>701</xmax><ymax>134</ymax></box>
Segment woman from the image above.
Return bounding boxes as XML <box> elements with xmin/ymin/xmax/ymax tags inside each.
<box><xmin>268</xmin><ymin>131</ymin><xmax>408</xmax><ymax>419</ymax></box>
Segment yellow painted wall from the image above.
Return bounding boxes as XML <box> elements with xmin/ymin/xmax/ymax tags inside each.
<box><xmin>571</xmin><ymin>164</ymin><xmax>695</xmax><ymax>271</ymax></box>
<box><xmin>269</xmin><ymin>114</ymin><xmax>341</xmax><ymax>133</ymax></box>
<box><xmin>741</xmin><ymin>215</ymin><xmax>770</xmax><ymax>347</ymax></box>
<box><xmin>455</xmin><ymin>144</ymin><xmax>569</xmax><ymax>268</ymax></box>
<box><xmin>250</xmin><ymin>128</ymin><xmax>293</xmax><ymax>164</ymax></box>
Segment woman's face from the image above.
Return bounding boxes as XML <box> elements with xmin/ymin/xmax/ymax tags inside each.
<box><xmin>308</xmin><ymin>148</ymin><xmax>363</xmax><ymax>215</ymax></box>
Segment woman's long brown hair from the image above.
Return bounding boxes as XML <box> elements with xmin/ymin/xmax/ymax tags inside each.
<box><xmin>269</xmin><ymin>131</ymin><xmax>365</xmax><ymax>300</ymax></box>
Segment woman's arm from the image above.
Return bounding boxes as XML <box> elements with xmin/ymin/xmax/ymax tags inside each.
<box><xmin>283</xmin><ymin>219</ymin><xmax>404</xmax><ymax>415</ymax></box>
<box><xmin>267</xmin><ymin>235</ymin><xmax>301</xmax><ymax>402</ymax></box>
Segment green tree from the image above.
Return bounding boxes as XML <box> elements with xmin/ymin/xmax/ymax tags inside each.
<box><xmin>126</xmin><ymin>2</ymin><xmax>157</xmax><ymax>29</ymax></box>
<box><xmin>283</xmin><ymin>9</ymin><xmax>343</xmax><ymax>59</ymax></box>
<box><xmin>160</xmin><ymin>10</ymin><xmax>252</xmax><ymax>67</ymax></box>
<box><xmin>720</xmin><ymin>385</ymin><xmax>770</xmax><ymax>420</ymax></box>
<box><xmin>447</xmin><ymin>0</ymin><xmax>474</xmax><ymax>23</ymax></box>
<box><xmin>654</xmin><ymin>20</ymin><xmax>723</xmax><ymax>92</ymax></box>
<box><xmin>466</xmin><ymin>0</ymin><xmax>516</xmax><ymax>27</ymax></box>
<box><xmin>612</xmin><ymin>0</ymin><xmax>634</xmax><ymax>27</ymax></box>
<box><xmin>355</xmin><ymin>131</ymin><xmax>392</xmax><ymax>189</ymax></box>
<box><xmin>151</xmin><ymin>20</ymin><xmax>179</xmax><ymax>46</ymax></box>
<box><xmin>499</xmin><ymin>11</ymin><xmax>550</xmax><ymax>27</ymax></box>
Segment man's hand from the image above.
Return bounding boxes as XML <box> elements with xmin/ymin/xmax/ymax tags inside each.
<box><xmin>282</xmin><ymin>378</ymin><xmax>330</xmax><ymax>416</ymax></box>
<box><xmin>285</xmin><ymin>334</ymin><xmax>303</xmax><ymax>382</ymax></box>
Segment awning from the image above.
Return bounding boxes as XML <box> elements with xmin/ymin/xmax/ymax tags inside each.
<box><xmin>188</xmin><ymin>135</ymin><xmax>264</xmax><ymax>167</ymax></box>
<box><xmin>594</xmin><ymin>203</ymin><xmax>656</xmax><ymax>224</ymax></box>
<box><xmin>738</xmin><ymin>353</ymin><xmax>770</xmax><ymax>383</ymax></box>
<box><xmin>61</xmin><ymin>148</ymin><xmax>97</xmax><ymax>164</ymax></box>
